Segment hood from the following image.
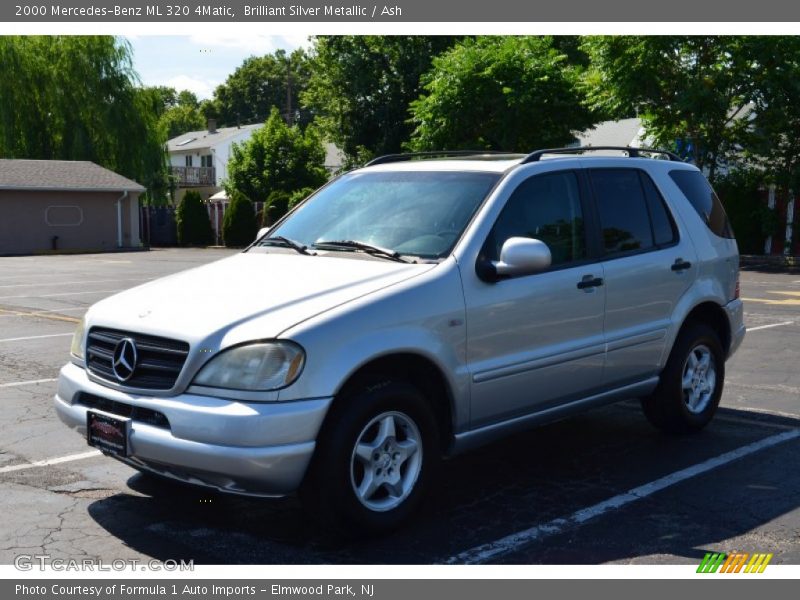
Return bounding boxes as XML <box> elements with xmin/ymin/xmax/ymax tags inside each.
<box><xmin>87</xmin><ymin>251</ymin><xmax>434</xmax><ymax>347</ymax></box>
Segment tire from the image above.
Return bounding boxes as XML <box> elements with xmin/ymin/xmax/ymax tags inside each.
<box><xmin>301</xmin><ymin>379</ymin><xmax>439</xmax><ymax>536</ymax></box>
<box><xmin>642</xmin><ymin>321</ymin><xmax>725</xmax><ymax>434</ymax></box>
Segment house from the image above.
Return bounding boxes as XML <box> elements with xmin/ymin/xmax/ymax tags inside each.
<box><xmin>0</xmin><ymin>159</ymin><xmax>144</xmax><ymax>255</ymax></box>
<box><xmin>167</xmin><ymin>120</ymin><xmax>346</xmax><ymax>205</ymax></box>
<box><xmin>324</xmin><ymin>142</ymin><xmax>345</xmax><ymax>173</ymax></box>
<box><xmin>166</xmin><ymin>120</ymin><xmax>263</xmax><ymax>203</ymax></box>
<box><xmin>573</xmin><ymin>117</ymin><xmax>646</xmax><ymax>149</ymax></box>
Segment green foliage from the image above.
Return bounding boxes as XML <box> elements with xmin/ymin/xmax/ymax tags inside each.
<box><xmin>263</xmin><ymin>190</ymin><xmax>292</xmax><ymax>226</ymax></box>
<box><xmin>225</xmin><ymin>107</ymin><xmax>328</xmax><ymax>211</ymax></box>
<box><xmin>213</xmin><ymin>49</ymin><xmax>311</xmax><ymax>127</ymax></box>
<box><xmin>714</xmin><ymin>170</ymin><xmax>775</xmax><ymax>254</ymax></box>
<box><xmin>581</xmin><ymin>36</ymin><xmax>753</xmax><ymax>182</ymax></box>
<box><xmin>0</xmin><ymin>36</ymin><xmax>168</xmax><ymax>202</ymax></box>
<box><xmin>148</xmin><ymin>86</ymin><xmax>204</xmax><ymax>140</ymax></box>
<box><xmin>303</xmin><ymin>36</ymin><xmax>460</xmax><ymax>165</ymax></box>
<box><xmin>743</xmin><ymin>37</ymin><xmax>800</xmax><ymax>193</ymax></box>
<box><xmin>407</xmin><ymin>36</ymin><xmax>597</xmax><ymax>152</ymax></box>
<box><xmin>223</xmin><ymin>192</ymin><xmax>258</xmax><ymax>247</ymax></box>
<box><xmin>177</xmin><ymin>90</ymin><xmax>199</xmax><ymax>109</ymax></box>
<box><xmin>176</xmin><ymin>190</ymin><xmax>213</xmax><ymax>246</ymax></box>
<box><xmin>288</xmin><ymin>187</ymin><xmax>316</xmax><ymax>210</ymax></box>
<box><xmin>148</xmin><ymin>86</ymin><xmax>178</xmax><ymax>117</ymax></box>
<box><xmin>159</xmin><ymin>104</ymin><xmax>206</xmax><ymax>140</ymax></box>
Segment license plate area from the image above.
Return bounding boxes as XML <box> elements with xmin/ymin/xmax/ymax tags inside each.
<box><xmin>87</xmin><ymin>411</ymin><xmax>130</xmax><ymax>457</ymax></box>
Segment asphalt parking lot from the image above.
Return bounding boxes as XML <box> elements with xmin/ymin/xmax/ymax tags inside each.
<box><xmin>0</xmin><ymin>248</ymin><xmax>799</xmax><ymax>566</ymax></box>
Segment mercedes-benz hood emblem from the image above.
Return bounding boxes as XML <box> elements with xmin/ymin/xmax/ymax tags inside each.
<box><xmin>112</xmin><ymin>338</ymin><xmax>138</xmax><ymax>382</ymax></box>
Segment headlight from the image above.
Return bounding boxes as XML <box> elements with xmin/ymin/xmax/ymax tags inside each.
<box><xmin>192</xmin><ymin>341</ymin><xmax>305</xmax><ymax>391</ymax></box>
<box><xmin>70</xmin><ymin>316</ymin><xmax>87</xmax><ymax>361</ymax></box>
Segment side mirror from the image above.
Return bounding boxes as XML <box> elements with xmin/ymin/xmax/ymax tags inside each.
<box><xmin>492</xmin><ymin>237</ymin><xmax>551</xmax><ymax>277</ymax></box>
<box><xmin>256</xmin><ymin>226</ymin><xmax>270</xmax><ymax>241</ymax></box>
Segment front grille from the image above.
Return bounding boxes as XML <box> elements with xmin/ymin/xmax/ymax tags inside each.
<box><xmin>76</xmin><ymin>393</ymin><xmax>171</xmax><ymax>430</ymax></box>
<box><xmin>86</xmin><ymin>327</ymin><xmax>189</xmax><ymax>390</ymax></box>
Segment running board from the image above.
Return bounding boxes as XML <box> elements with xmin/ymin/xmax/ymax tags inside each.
<box><xmin>450</xmin><ymin>377</ymin><xmax>660</xmax><ymax>455</ymax></box>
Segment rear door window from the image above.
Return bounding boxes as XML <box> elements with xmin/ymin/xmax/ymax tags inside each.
<box><xmin>669</xmin><ymin>170</ymin><xmax>734</xmax><ymax>239</ymax></box>
<box><xmin>641</xmin><ymin>172</ymin><xmax>678</xmax><ymax>246</ymax></box>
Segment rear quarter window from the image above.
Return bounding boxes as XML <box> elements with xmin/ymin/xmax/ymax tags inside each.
<box><xmin>668</xmin><ymin>170</ymin><xmax>734</xmax><ymax>239</ymax></box>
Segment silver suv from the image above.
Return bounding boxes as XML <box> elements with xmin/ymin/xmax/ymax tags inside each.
<box><xmin>55</xmin><ymin>147</ymin><xmax>745</xmax><ymax>534</ymax></box>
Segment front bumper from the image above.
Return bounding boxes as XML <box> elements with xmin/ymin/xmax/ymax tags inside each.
<box><xmin>724</xmin><ymin>298</ymin><xmax>746</xmax><ymax>359</ymax></box>
<box><xmin>54</xmin><ymin>362</ymin><xmax>332</xmax><ymax>496</ymax></box>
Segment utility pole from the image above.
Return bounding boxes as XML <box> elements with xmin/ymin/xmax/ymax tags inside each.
<box><xmin>285</xmin><ymin>58</ymin><xmax>293</xmax><ymax>126</ymax></box>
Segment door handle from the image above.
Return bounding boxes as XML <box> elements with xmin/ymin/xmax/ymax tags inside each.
<box><xmin>671</xmin><ymin>259</ymin><xmax>692</xmax><ymax>272</ymax></box>
<box><xmin>577</xmin><ymin>275</ymin><xmax>604</xmax><ymax>290</ymax></box>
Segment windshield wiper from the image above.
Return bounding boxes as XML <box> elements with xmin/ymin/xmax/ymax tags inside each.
<box><xmin>313</xmin><ymin>240</ymin><xmax>414</xmax><ymax>263</ymax></box>
<box><xmin>261</xmin><ymin>236</ymin><xmax>316</xmax><ymax>256</ymax></box>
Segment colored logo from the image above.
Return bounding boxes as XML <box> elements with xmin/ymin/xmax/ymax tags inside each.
<box><xmin>697</xmin><ymin>552</ymin><xmax>773</xmax><ymax>573</ymax></box>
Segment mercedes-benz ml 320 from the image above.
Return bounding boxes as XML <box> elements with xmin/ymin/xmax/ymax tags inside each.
<box><xmin>56</xmin><ymin>147</ymin><xmax>745</xmax><ymax>534</ymax></box>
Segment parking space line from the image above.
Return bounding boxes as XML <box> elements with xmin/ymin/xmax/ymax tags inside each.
<box><xmin>0</xmin><ymin>308</ymin><xmax>80</xmax><ymax>324</ymax></box>
<box><xmin>746</xmin><ymin>321</ymin><xmax>795</xmax><ymax>332</ymax></box>
<box><xmin>727</xmin><ymin>381</ymin><xmax>800</xmax><ymax>395</ymax></box>
<box><xmin>0</xmin><ymin>378</ymin><xmax>57</xmax><ymax>388</ymax></box>
<box><xmin>0</xmin><ymin>289</ymin><xmax>123</xmax><ymax>300</ymax></box>
<box><xmin>715</xmin><ymin>414</ymin><xmax>796</xmax><ymax>430</ymax></box>
<box><xmin>0</xmin><ymin>333</ymin><xmax>73</xmax><ymax>343</ymax></box>
<box><xmin>444</xmin><ymin>429</ymin><xmax>800</xmax><ymax>565</ymax></box>
<box><xmin>0</xmin><ymin>450</ymin><xmax>101</xmax><ymax>474</ymax></box>
<box><xmin>0</xmin><ymin>277</ymin><xmax>151</xmax><ymax>289</ymax></box>
<box><xmin>733</xmin><ymin>405</ymin><xmax>800</xmax><ymax>420</ymax></box>
<box><xmin>0</xmin><ymin>307</ymin><xmax>87</xmax><ymax>318</ymax></box>
<box><xmin>742</xmin><ymin>296</ymin><xmax>800</xmax><ymax>306</ymax></box>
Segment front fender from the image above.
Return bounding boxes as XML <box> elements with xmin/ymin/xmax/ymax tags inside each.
<box><xmin>277</xmin><ymin>260</ymin><xmax>471</xmax><ymax>433</ymax></box>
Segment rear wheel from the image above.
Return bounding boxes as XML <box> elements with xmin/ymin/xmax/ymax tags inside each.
<box><xmin>642</xmin><ymin>321</ymin><xmax>725</xmax><ymax>433</ymax></box>
<box><xmin>301</xmin><ymin>379</ymin><xmax>438</xmax><ymax>536</ymax></box>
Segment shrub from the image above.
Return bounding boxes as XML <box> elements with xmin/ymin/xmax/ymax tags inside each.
<box><xmin>175</xmin><ymin>190</ymin><xmax>213</xmax><ymax>246</ymax></box>
<box><xmin>288</xmin><ymin>187</ymin><xmax>316</xmax><ymax>211</ymax></box>
<box><xmin>715</xmin><ymin>170</ymin><xmax>775</xmax><ymax>255</ymax></box>
<box><xmin>223</xmin><ymin>192</ymin><xmax>258</xmax><ymax>247</ymax></box>
<box><xmin>263</xmin><ymin>190</ymin><xmax>293</xmax><ymax>226</ymax></box>
<box><xmin>226</xmin><ymin>107</ymin><xmax>329</xmax><ymax>207</ymax></box>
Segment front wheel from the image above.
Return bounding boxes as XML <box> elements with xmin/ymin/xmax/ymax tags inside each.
<box><xmin>301</xmin><ymin>380</ymin><xmax>438</xmax><ymax>536</ymax></box>
<box><xmin>642</xmin><ymin>322</ymin><xmax>725</xmax><ymax>434</ymax></box>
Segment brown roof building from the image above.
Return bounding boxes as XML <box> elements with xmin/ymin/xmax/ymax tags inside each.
<box><xmin>0</xmin><ymin>159</ymin><xmax>144</xmax><ymax>255</ymax></box>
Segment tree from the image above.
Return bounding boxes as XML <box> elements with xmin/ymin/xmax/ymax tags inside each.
<box><xmin>149</xmin><ymin>85</ymin><xmax>178</xmax><ymax>116</ymax></box>
<box><xmin>407</xmin><ymin>37</ymin><xmax>596</xmax><ymax>152</ymax></box>
<box><xmin>176</xmin><ymin>190</ymin><xmax>213</xmax><ymax>246</ymax></box>
<box><xmin>213</xmin><ymin>49</ymin><xmax>311</xmax><ymax>127</ymax></box>
<box><xmin>225</xmin><ymin>107</ymin><xmax>328</xmax><ymax>220</ymax></box>
<box><xmin>159</xmin><ymin>104</ymin><xmax>206</xmax><ymax>139</ymax></box>
<box><xmin>288</xmin><ymin>187</ymin><xmax>316</xmax><ymax>211</ymax></box>
<box><xmin>0</xmin><ymin>36</ymin><xmax>168</xmax><ymax>202</ymax></box>
<box><xmin>263</xmin><ymin>190</ymin><xmax>292</xmax><ymax>226</ymax></box>
<box><xmin>744</xmin><ymin>37</ymin><xmax>800</xmax><ymax>192</ymax></box>
<box><xmin>177</xmin><ymin>90</ymin><xmax>200</xmax><ymax>109</ymax></box>
<box><xmin>303</xmin><ymin>36</ymin><xmax>460</xmax><ymax>165</ymax></box>
<box><xmin>223</xmin><ymin>191</ymin><xmax>258</xmax><ymax>247</ymax></box>
<box><xmin>582</xmin><ymin>36</ymin><xmax>753</xmax><ymax>182</ymax></box>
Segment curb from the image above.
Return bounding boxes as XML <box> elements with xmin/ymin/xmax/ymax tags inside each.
<box><xmin>740</xmin><ymin>254</ymin><xmax>800</xmax><ymax>272</ymax></box>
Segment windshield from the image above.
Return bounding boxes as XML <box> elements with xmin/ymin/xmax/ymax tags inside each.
<box><xmin>263</xmin><ymin>170</ymin><xmax>501</xmax><ymax>259</ymax></box>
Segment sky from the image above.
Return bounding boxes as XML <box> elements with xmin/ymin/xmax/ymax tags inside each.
<box><xmin>125</xmin><ymin>35</ymin><xmax>311</xmax><ymax>100</ymax></box>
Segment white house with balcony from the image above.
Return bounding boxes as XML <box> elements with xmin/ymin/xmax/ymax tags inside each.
<box><xmin>166</xmin><ymin>119</ymin><xmax>263</xmax><ymax>202</ymax></box>
<box><xmin>167</xmin><ymin>119</ymin><xmax>345</xmax><ymax>205</ymax></box>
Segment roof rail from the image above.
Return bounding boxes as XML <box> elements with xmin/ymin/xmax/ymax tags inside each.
<box><xmin>365</xmin><ymin>150</ymin><xmax>520</xmax><ymax>167</ymax></box>
<box><xmin>520</xmin><ymin>146</ymin><xmax>684</xmax><ymax>164</ymax></box>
